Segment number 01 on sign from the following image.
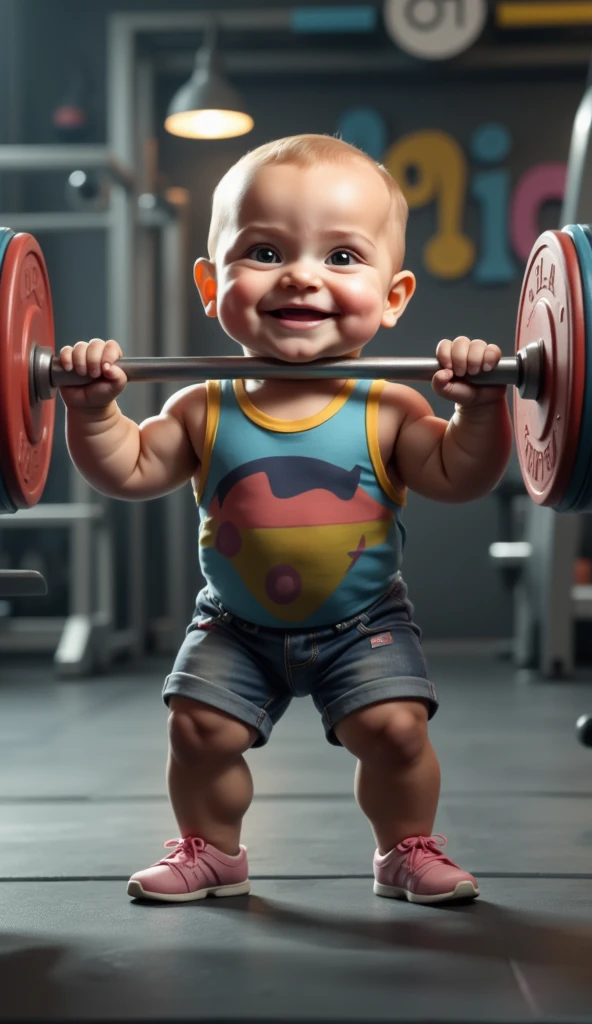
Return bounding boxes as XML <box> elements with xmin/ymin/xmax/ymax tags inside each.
<box><xmin>383</xmin><ymin>0</ymin><xmax>488</xmax><ymax>60</ymax></box>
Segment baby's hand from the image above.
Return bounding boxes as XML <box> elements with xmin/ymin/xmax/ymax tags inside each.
<box><xmin>58</xmin><ymin>338</ymin><xmax>128</xmax><ymax>409</ymax></box>
<box><xmin>432</xmin><ymin>336</ymin><xmax>504</xmax><ymax>408</ymax></box>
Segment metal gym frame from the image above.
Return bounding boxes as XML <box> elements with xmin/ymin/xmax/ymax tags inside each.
<box><xmin>0</xmin><ymin>143</ymin><xmax>189</xmax><ymax>670</ymax></box>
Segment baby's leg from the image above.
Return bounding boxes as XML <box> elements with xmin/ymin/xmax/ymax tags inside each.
<box><xmin>167</xmin><ymin>695</ymin><xmax>259</xmax><ymax>855</ymax></box>
<box><xmin>334</xmin><ymin>698</ymin><xmax>439</xmax><ymax>854</ymax></box>
<box><xmin>335</xmin><ymin>699</ymin><xmax>478</xmax><ymax>903</ymax></box>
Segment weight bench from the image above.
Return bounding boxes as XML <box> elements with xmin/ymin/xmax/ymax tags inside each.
<box><xmin>0</xmin><ymin>569</ymin><xmax>47</xmax><ymax>597</ymax></box>
<box><xmin>0</xmin><ymin>502</ymin><xmax>115</xmax><ymax>675</ymax></box>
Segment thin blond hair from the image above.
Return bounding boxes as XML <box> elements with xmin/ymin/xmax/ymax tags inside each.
<box><xmin>207</xmin><ymin>133</ymin><xmax>408</xmax><ymax>266</ymax></box>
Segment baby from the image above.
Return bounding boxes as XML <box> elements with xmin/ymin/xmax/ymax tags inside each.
<box><xmin>59</xmin><ymin>134</ymin><xmax>513</xmax><ymax>905</ymax></box>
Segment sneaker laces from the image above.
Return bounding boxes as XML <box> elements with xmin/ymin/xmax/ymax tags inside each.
<box><xmin>396</xmin><ymin>834</ymin><xmax>456</xmax><ymax>872</ymax></box>
<box><xmin>155</xmin><ymin>836</ymin><xmax>206</xmax><ymax>868</ymax></box>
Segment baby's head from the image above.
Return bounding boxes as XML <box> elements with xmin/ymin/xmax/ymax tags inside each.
<box><xmin>195</xmin><ymin>134</ymin><xmax>415</xmax><ymax>363</ymax></box>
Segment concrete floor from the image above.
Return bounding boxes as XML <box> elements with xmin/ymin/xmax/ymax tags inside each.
<box><xmin>0</xmin><ymin>652</ymin><xmax>592</xmax><ymax>1023</ymax></box>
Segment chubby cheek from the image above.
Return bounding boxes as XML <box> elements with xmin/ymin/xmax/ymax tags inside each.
<box><xmin>335</xmin><ymin>277</ymin><xmax>385</xmax><ymax>340</ymax></box>
<box><xmin>216</xmin><ymin>277</ymin><xmax>259</xmax><ymax>340</ymax></box>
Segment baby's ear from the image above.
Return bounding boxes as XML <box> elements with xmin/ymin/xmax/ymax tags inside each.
<box><xmin>382</xmin><ymin>270</ymin><xmax>416</xmax><ymax>329</ymax></box>
<box><xmin>194</xmin><ymin>259</ymin><xmax>218</xmax><ymax>318</ymax></box>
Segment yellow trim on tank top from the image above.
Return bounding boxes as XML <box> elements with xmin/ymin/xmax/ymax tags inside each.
<box><xmin>233</xmin><ymin>377</ymin><xmax>356</xmax><ymax>433</ymax></box>
<box><xmin>366</xmin><ymin>380</ymin><xmax>407</xmax><ymax>507</ymax></box>
<box><xmin>194</xmin><ymin>379</ymin><xmax>221</xmax><ymax>505</ymax></box>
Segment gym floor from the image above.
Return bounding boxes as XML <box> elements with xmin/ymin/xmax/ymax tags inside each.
<box><xmin>1</xmin><ymin>653</ymin><xmax>592</xmax><ymax>1023</ymax></box>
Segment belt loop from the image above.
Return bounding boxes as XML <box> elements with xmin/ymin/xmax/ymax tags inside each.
<box><xmin>209</xmin><ymin>593</ymin><xmax>233</xmax><ymax>624</ymax></box>
<box><xmin>334</xmin><ymin>614</ymin><xmax>358</xmax><ymax>632</ymax></box>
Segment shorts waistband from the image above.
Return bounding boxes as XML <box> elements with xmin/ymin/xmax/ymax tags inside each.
<box><xmin>202</xmin><ymin>574</ymin><xmax>404</xmax><ymax>636</ymax></box>
<box><xmin>333</xmin><ymin>574</ymin><xmax>404</xmax><ymax>632</ymax></box>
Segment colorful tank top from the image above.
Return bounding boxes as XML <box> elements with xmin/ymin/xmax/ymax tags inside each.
<box><xmin>196</xmin><ymin>378</ymin><xmax>406</xmax><ymax>628</ymax></box>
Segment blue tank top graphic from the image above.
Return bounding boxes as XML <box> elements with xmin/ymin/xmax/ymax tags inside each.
<box><xmin>196</xmin><ymin>378</ymin><xmax>406</xmax><ymax>628</ymax></box>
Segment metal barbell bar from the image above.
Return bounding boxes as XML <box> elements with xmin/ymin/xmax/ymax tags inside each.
<box><xmin>34</xmin><ymin>339</ymin><xmax>544</xmax><ymax>402</ymax></box>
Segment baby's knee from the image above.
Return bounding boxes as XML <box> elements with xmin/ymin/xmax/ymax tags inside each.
<box><xmin>168</xmin><ymin>698</ymin><xmax>256</xmax><ymax>765</ymax></box>
<box><xmin>379</xmin><ymin>706</ymin><xmax>428</xmax><ymax>764</ymax></box>
<box><xmin>339</xmin><ymin>701</ymin><xmax>429</xmax><ymax>765</ymax></box>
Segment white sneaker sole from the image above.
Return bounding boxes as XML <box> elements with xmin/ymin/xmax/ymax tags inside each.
<box><xmin>373</xmin><ymin>879</ymin><xmax>479</xmax><ymax>904</ymax></box>
<box><xmin>127</xmin><ymin>879</ymin><xmax>251</xmax><ymax>903</ymax></box>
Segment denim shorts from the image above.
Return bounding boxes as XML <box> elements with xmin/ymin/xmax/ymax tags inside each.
<box><xmin>163</xmin><ymin>574</ymin><xmax>438</xmax><ymax>747</ymax></box>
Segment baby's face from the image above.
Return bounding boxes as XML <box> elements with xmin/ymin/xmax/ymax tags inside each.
<box><xmin>200</xmin><ymin>159</ymin><xmax>413</xmax><ymax>362</ymax></box>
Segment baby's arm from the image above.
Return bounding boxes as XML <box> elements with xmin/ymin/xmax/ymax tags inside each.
<box><xmin>60</xmin><ymin>339</ymin><xmax>200</xmax><ymax>500</ymax></box>
<box><xmin>390</xmin><ymin>337</ymin><xmax>513</xmax><ymax>503</ymax></box>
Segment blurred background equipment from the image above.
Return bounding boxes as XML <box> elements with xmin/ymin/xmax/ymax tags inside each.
<box><xmin>51</xmin><ymin>62</ymin><xmax>93</xmax><ymax>143</ymax></box>
<box><xmin>66</xmin><ymin>169</ymin><xmax>108</xmax><ymax>211</ymax></box>
<box><xmin>576</xmin><ymin>711</ymin><xmax>592</xmax><ymax>745</ymax></box>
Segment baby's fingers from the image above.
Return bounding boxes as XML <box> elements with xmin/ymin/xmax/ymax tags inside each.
<box><xmin>70</xmin><ymin>340</ymin><xmax>93</xmax><ymax>376</ymax></box>
<box><xmin>58</xmin><ymin>345</ymin><xmax>74</xmax><ymax>371</ymax></box>
<box><xmin>436</xmin><ymin>338</ymin><xmax>453</xmax><ymax>370</ymax></box>
<box><xmin>86</xmin><ymin>338</ymin><xmax>109</xmax><ymax>378</ymax></box>
<box><xmin>481</xmin><ymin>343</ymin><xmax>503</xmax><ymax>371</ymax></box>
<box><xmin>101</xmin><ymin>363</ymin><xmax>128</xmax><ymax>387</ymax></box>
<box><xmin>101</xmin><ymin>339</ymin><xmax>124</xmax><ymax>370</ymax></box>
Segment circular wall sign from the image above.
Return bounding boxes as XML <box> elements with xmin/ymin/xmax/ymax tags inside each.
<box><xmin>383</xmin><ymin>0</ymin><xmax>488</xmax><ymax>60</ymax></box>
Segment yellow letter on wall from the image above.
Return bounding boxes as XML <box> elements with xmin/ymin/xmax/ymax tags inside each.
<box><xmin>384</xmin><ymin>130</ymin><xmax>475</xmax><ymax>280</ymax></box>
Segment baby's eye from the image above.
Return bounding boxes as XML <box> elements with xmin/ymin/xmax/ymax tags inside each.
<box><xmin>247</xmin><ymin>246</ymin><xmax>281</xmax><ymax>264</ymax></box>
<box><xmin>327</xmin><ymin>250</ymin><xmax>358</xmax><ymax>267</ymax></box>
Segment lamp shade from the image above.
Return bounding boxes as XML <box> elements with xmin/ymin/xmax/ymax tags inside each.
<box><xmin>165</xmin><ymin>45</ymin><xmax>253</xmax><ymax>140</ymax></box>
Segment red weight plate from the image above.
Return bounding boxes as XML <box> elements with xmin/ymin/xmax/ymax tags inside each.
<box><xmin>0</xmin><ymin>233</ymin><xmax>55</xmax><ymax>508</ymax></box>
<box><xmin>514</xmin><ymin>230</ymin><xmax>586</xmax><ymax>507</ymax></box>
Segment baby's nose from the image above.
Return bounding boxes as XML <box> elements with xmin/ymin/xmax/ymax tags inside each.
<box><xmin>280</xmin><ymin>262</ymin><xmax>322</xmax><ymax>289</ymax></box>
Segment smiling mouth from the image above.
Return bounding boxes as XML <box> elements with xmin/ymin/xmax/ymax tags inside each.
<box><xmin>266</xmin><ymin>308</ymin><xmax>335</xmax><ymax>321</ymax></box>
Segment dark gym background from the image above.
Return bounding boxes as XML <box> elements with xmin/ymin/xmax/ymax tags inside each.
<box><xmin>1</xmin><ymin>0</ymin><xmax>586</xmax><ymax>642</ymax></box>
<box><xmin>2</xmin><ymin>2</ymin><xmax>592</xmax><ymax>1022</ymax></box>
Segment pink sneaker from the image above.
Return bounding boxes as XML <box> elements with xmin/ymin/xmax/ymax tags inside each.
<box><xmin>127</xmin><ymin>836</ymin><xmax>250</xmax><ymax>903</ymax></box>
<box><xmin>373</xmin><ymin>834</ymin><xmax>479</xmax><ymax>904</ymax></box>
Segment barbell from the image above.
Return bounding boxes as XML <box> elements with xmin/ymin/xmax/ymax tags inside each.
<box><xmin>0</xmin><ymin>224</ymin><xmax>589</xmax><ymax>514</ymax></box>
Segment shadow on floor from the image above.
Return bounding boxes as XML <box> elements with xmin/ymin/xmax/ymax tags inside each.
<box><xmin>128</xmin><ymin>892</ymin><xmax>592</xmax><ymax>987</ymax></box>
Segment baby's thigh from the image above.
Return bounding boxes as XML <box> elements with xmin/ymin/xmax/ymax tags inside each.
<box><xmin>312</xmin><ymin>588</ymin><xmax>437</xmax><ymax>746</ymax></box>
<box><xmin>163</xmin><ymin>618</ymin><xmax>291</xmax><ymax>748</ymax></box>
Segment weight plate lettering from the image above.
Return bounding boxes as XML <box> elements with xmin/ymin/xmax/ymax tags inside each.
<box><xmin>514</xmin><ymin>230</ymin><xmax>586</xmax><ymax>507</ymax></box>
